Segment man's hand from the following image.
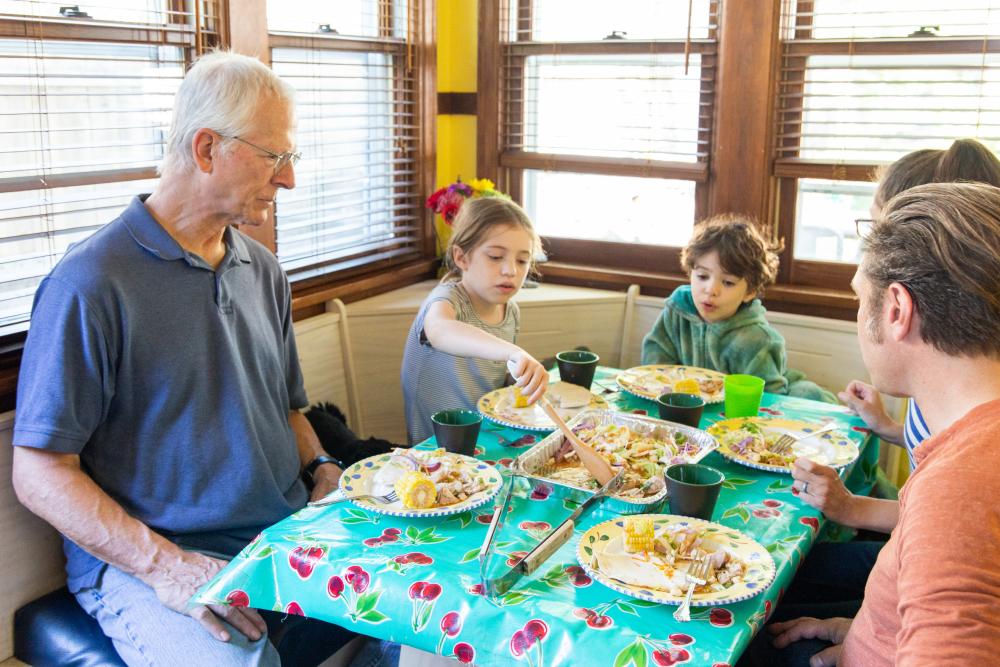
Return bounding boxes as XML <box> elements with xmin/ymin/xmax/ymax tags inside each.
<box><xmin>791</xmin><ymin>458</ymin><xmax>857</xmax><ymax>525</ymax></box>
<box><xmin>838</xmin><ymin>380</ymin><xmax>903</xmax><ymax>444</ymax></box>
<box><xmin>144</xmin><ymin>551</ymin><xmax>267</xmax><ymax>643</ymax></box>
<box><xmin>309</xmin><ymin>462</ymin><xmax>343</xmax><ymax>502</ymax></box>
<box><xmin>768</xmin><ymin>616</ymin><xmax>851</xmax><ymax>667</ymax></box>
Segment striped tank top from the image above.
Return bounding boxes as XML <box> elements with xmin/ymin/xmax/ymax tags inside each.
<box><xmin>903</xmin><ymin>400</ymin><xmax>931</xmax><ymax>470</ymax></box>
<box><xmin>401</xmin><ymin>281</ymin><xmax>519</xmax><ymax>444</ymax></box>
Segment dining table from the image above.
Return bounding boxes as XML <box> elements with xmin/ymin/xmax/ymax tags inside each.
<box><xmin>193</xmin><ymin>366</ymin><xmax>878</xmax><ymax>666</ymax></box>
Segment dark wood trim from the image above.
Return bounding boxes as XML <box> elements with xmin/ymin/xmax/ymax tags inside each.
<box><xmin>268</xmin><ymin>32</ymin><xmax>406</xmax><ymax>52</ymax></box>
<box><xmin>505</xmin><ymin>40</ymin><xmax>718</xmax><ymax>56</ymax></box>
<box><xmin>291</xmin><ymin>257</ymin><xmax>438</xmax><ymax>312</ymax></box>
<box><xmin>418</xmin><ymin>0</ymin><xmax>437</xmax><ymax>258</ymax></box>
<box><xmin>543</xmin><ymin>238</ymin><xmax>683</xmax><ymax>274</ymax></box>
<box><xmin>501</xmin><ymin>151</ymin><xmax>709</xmax><ymax>182</ymax></box>
<box><xmin>774</xmin><ymin>158</ymin><xmax>879</xmax><ymax>181</ymax></box>
<box><xmin>540</xmin><ymin>261</ymin><xmax>686</xmax><ymax>295</ymax></box>
<box><xmin>708</xmin><ymin>0</ymin><xmax>781</xmax><ymax>221</ymax></box>
<box><xmin>784</xmin><ymin>36</ymin><xmax>1000</xmax><ymax>56</ymax></box>
<box><xmin>789</xmin><ymin>259</ymin><xmax>857</xmax><ymax>291</ymax></box>
<box><xmin>775</xmin><ymin>177</ymin><xmax>796</xmax><ymax>284</ymax></box>
<box><xmin>0</xmin><ymin>16</ymin><xmax>199</xmax><ymax>45</ymax></box>
<box><xmin>438</xmin><ymin>92</ymin><xmax>477</xmax><ymax>115</ymax></box>
<box><xmin>476</xmin><ymin>0</ymin><xmax>501</xmax><ymax>183</ymax></box>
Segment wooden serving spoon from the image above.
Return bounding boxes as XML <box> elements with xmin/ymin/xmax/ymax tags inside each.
<box><xmin>506</xmin><ymin>359</ymin><xmax>617</xmax><ymax>486</ymax></box>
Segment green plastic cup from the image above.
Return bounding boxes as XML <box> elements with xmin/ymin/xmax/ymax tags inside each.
<box><xmin>556</xmin><ymin>350</ymin><xmax>600</xmax><ymax>389</ymax></box>
<box><xmin>664</xmin><ymin>463</ymin><xmax>725</xmax><ymax>520</ymax></box>
<box><xmin>431</xmin><ymin>409</ymin><xmax>483</xmax><ymax>456</ymax></box>
<box><xmin>724</xmin><ymin>374</ymin><xmax>765</xmax><ymax>418</ymax></box>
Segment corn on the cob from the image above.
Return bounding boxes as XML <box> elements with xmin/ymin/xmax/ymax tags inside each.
<box><xmin>513</xmin><ymin>387</ymin><xmax>530</xmax><ymax>408</ymax></box>
<box><xmin>624</xmin><ymin>516</ymin><xmax>655</xmax><ymax>553</ymax></box>
<box><xmin>394</xmin><ymin>471</ymin><xmax>437</xmax><ymax>509</ymax></box>
<box><xmin>673</xmin><ymin>378</ymin><xmax>700</xmax><ymax>395</ymax></box>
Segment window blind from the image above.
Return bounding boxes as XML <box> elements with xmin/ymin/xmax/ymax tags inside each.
<box><xmin>500</xmin><ymin>0</ymin><xmax>718</xmax><ymax>171</ymax></box>
<box><xmin>0</xmin><ymin>0</ymin><xmax>221</xmax><ymax>336</ymax></box>
<box><xmin>776</xmin><ymin>0</ymin><xmax>1000</xmax><ymax>165</ymax></box>
<box><xmin>267</xmin><ymin>0</ymin><xmax>423</xmax><ymax>280</ymax></box>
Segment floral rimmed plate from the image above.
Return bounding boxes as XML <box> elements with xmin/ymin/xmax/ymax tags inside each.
<box><xmin>616</xmin><ymin>365</ymin><xmax>726</xmax><ymax>404</ymax></box>
<box><xmin>708</xmin><ymin>417</ymin><xmax>859</xmax><ymax>474</ymax></box>
<box><xmin>576</xmin><ymin>514</ymin><xmax>775</xmax><ymax>606</ymax></box>
<box><xmin>337</xmin><ymin>452</ymin><xmax>503</xmax><ymax>518</ymax></box>
<box><xmin>478</xmin><ymin>381</ymin><xmax>609</xmax><ymax>431</ymax></box>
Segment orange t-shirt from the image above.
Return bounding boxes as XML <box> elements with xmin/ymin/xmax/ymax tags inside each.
<box><xmin>841</xmin><ymin>398</ymin><xmax>1000</xmax><ymax>666</ymax></box>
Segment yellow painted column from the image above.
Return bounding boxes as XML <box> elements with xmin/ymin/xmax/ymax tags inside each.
<box><xmin>436</xmin><ymin>0</ymin><xmax>478</xmax><ymax>189</ymax></box>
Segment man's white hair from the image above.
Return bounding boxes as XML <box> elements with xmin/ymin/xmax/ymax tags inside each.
<box><xmin>159</xmin><ymin>50</ymin><xmax>295</xmax><ymax>175</ymax></box>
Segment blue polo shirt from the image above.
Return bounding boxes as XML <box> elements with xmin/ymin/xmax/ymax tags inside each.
<box><xmin>14</xmin><ymin>196</ymin><xmax>309</xmax><ymax>591</ymax></box>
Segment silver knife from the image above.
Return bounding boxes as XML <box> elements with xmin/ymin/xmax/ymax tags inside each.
<box><xmin>488</xmin><ymin>469</ymin><xmax>623</xmax><ymax>596</ymax></box>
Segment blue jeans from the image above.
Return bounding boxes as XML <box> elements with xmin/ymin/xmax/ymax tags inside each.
<box><xmin>738</xmin><ymin>541</ymin><xmax>884</xmax><ymax>667</ymax></box>
<box><xmin>75</xmin><ymin>563</ymin><xmax>369</xmax><ymax>666</ymax></box>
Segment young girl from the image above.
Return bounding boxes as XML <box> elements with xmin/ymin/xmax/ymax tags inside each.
<box><xmin>641</xmin><ymin>214</ymin><xmax>833</xmax><ymax>401</ymax></box>
<box><xmin>401</xmin><ymin>197</ymin><xmax>548</xmax><ymax>443</ymax></box>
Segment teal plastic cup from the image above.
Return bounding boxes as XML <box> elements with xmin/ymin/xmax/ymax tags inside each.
<box><xmin>431</xmin><ymin>410</ymin><xmax>482</xmax><ymax>456</ymax></box>
<box><xmin>656</xmin><ymin>392</ymin><xmax>705</xmax><ymax>428</ymax></box>
<box><xmin>724</xmin><ymin>374</ymin><xmax>765</xmax><ymax>418</ymax></box>
<box><xmin>665</xmin><ymin>463</ymin><xmax>725</xmax><ymax>520</ymax></box>
<box><xmin>556</xmin><ymin>350</ymin><xmax>599</xmax><ymax>389</ymax></box>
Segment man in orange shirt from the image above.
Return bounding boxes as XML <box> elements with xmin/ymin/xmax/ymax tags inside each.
<box><xmin>759</xmin><ymin>182</ymin><xmax>1000</xmax><ymax>667</ymax></box>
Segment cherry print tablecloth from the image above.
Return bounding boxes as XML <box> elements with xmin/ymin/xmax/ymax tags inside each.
<box><xmin>193</xmin><ymin>367</ymin><xmax>877</xmax><ymax>666</ymax></box>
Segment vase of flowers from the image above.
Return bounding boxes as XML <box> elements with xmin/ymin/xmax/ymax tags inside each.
<box><xmin>426</xmin><ymin>177</ymin><xmax>507</xmax><ymax>257</ymax></box>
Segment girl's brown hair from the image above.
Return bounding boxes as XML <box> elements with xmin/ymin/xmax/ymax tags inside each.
<box><xmin>441</xmin><ymin>197</ymin><xmax>540</xmax><ymax>281</ymax></box>
<box><xmin>681</xmin><ymin>214</ymin><xmax>784</xmax><ymax>296</ymax></box>
<box><xmin>873</xmin><ymin>139</ymin><xmax>1000</xmax><ymax>211</ymax></box>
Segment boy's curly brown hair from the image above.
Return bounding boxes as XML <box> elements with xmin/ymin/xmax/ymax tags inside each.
<box><xmin>680</xmin><ymin>214</ymin><xmax>784</xmax><ymax>296</ymax></box>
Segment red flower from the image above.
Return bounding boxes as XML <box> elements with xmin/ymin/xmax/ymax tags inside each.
<box><xmin>327</xmin><ymin>575</ymin><xmax>345</xmax><ymax>599</ymax></box>
<box><xmin>440</xmin><ymin>611</ymin><xmax>462</xmax><ymax>637</ymax></box>
<box><xmin>225</xmin><ymin>590</ymin><xmax>249</xmax><ymax>608</ymax></box>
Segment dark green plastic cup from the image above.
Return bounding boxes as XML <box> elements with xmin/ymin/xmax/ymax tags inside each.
<box><xmin>431</xmin><ymin>410</ymin><xmax>482</xmax><ymax>456</ymax></box>
<box><xmin>556</xmin><ymin>350</ymin><xmax>599</xmax><ymax>389</ymax></box>
<box><xmin>656</xmin><ymin>392</ymin><xmax>706</xmax><ymax>428</ymax></box>
<box><xmin>665</xmin><ymin>463</ymin><xmax>725</xmax><ymax>520</ymax></box>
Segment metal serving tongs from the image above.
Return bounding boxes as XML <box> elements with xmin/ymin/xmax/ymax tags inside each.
<box><xmin>480</xmin><ymin>469</ymin><xmax>624</xmax><ymax>599</ymax></box>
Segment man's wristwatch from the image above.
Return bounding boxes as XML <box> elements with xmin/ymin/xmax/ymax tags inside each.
<box><xmin>303</xmin><ymin>454</ymin><xmax>343</xmax><ymax>483</ymax></box>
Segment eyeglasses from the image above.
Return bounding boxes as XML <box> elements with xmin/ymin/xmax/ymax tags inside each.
<box><xmin>224</xmin><ymin>134</ymin><xmax>301</xmax><ymax>175</ymax></box>
<box><xmin>854</xmin><ymin>217</ymin><xmax>875</xmax><ymax>240</ymax></box>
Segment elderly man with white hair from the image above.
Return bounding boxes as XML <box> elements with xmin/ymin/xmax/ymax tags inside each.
<box><xmin>10</xmin><ymin>51</ymin><xmax>388</xmax><ymax>666</ymax></box>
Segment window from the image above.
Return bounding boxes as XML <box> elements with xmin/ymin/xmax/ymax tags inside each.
<box><xmin>266</xmin><ymin>0</ymin><xmax>429</xmax><ymax>283</ymax></box>
<box><xmin>488</xmin><ymin>0</ymin><xmax>718</xmax><ymax>264</ymax></box>
<box><xmin>775</xmin><ymin>1</ymin><xmax>1000</xmax><ymax>281</ymax></box>
<box><xmin>0</xmin><ymin>0</ymin><xmax>221</xmax><ymax>336</ymax></box>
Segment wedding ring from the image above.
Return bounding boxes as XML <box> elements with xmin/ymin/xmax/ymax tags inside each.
<box><xmin>802</xmin><ymin>481</ymin><xmax>809</xmax><ymax>494</ymax></box>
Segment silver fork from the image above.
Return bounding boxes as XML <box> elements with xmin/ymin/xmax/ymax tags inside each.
<box><xmin>673</xmin><ymin>555</ymin><xmax>713</xmax><ymax>622</ymax></box>
<box><xmin>308</xmin><ymin>489</ymin><xmax>398</xmax><ymax>508</ymax></box>
<box><xmin>771</xmin><ymin>423</ymin><xmax>839</xmax><ymax>456</ymax></box>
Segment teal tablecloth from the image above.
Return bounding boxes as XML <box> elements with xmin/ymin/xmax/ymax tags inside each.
<box><xmin>194</xmin><ymin>367</ymin><xmax>877</xmax><ymax>666</ymax></box>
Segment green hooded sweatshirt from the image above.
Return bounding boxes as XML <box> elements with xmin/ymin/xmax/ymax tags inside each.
<box><xmin>640</xmin><ymin>285</ymin><xmax>837</xmax><ymax>403</ymax></box>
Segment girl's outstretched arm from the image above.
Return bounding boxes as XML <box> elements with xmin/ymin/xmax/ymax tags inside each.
<box><xmin>423</xmin><ymin>300</ymin><xmax>548</xmax><ymax>402</ymax></box>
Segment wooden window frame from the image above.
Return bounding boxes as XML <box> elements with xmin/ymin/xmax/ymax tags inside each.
<box><xmin>478</xmin><ymin>0</ymin><xmax>718</xmax><ymax>270</ymax></box>
<box><xmin>773</xmin><ymin>5</ymin><xmax>1000</xmax><ymax>294</ymax></box>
